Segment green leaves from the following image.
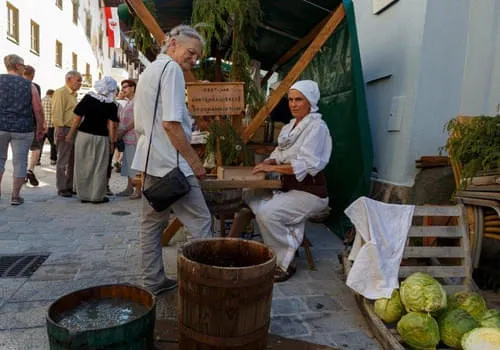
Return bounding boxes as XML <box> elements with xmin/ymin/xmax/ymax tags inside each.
<box><xmin>445</xmin><ymin>115</ymin><xmax>500</xmax><ymax>181</ymax></box>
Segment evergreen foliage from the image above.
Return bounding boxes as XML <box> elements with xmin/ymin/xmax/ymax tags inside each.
<box><xmin>131</xmin><ymin>0</ymin><xmax>158</xmax><ymax>53</ymax></box>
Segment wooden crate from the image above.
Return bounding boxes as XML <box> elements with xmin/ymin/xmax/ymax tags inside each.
<box><xmin>217</xmin><ymin>166</ymin><xmax>265</xmax><ymax>181</ymax></box>
<box><xmin>354</xmin><ymin>205</ymin><xmax>473</xmax><ymax>350</ymax></box>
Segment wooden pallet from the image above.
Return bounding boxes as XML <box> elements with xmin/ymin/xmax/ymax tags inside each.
<box><xmin>351</xmin><ymin>205</ymin><xmax>473</xmax><ymax>350</ymax></box>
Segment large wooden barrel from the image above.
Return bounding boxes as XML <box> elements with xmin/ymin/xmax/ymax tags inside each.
<box><xmin>178</xmin><ymin>238</ymin><xmax>276</xmax><ymax>349</ymax></box>
<box><xmin>46</xmin><ymin>284</ymin><xmax>155</xmax><ymax>349</ymax></box>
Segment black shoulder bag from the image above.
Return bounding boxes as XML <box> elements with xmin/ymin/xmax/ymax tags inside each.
<box><xmin>142</xmin><ymin>61</ymin><xmax>191</xmax><ymax>212</ymax></box>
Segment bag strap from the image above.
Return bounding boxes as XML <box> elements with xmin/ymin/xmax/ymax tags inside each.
<box><xmin>142</xmin><ymin>61</ymin><xmax>174</xmax><ymax>191</ymax></box>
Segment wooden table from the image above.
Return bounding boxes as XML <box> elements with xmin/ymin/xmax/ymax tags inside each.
<box><xmin>455</xmin><ymin>188</ymin><xmax>500</xmax><ymax>267</ymax></box>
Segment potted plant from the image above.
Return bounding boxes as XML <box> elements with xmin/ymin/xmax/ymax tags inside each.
<box><xmin>444</xmin><ymin>115</ymin><xmax>500</xmax><ymax>187</ymax></box>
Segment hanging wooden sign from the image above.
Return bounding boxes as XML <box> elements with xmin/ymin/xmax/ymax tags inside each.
<box><xmin>187</xmin><ymin>82</ymin><xmax>245</xmax><ymax>116</ymax></box>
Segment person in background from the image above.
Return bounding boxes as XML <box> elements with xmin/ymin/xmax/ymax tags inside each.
<box><xmin>0</xmin><ymin>54</ymin><xmax>44</xmax><ymax>205</ymax></box>
<box><xmin>246</xmin><ymin>80</ymin><xmax>332</xmax><ymax>282</ymax></box>
<box><xmin>132</xmin><ymin>24</ymin><xmax>212</xmax><ymax>295</ymax></box>
<box><xmin>66</xmin><ymin>76</ymin><xmax>119</xmax><ymax>204</ymax></box>
<box><xmin>53</xmin><ymin>71</ymin><xmax>82</xmax><ymax>197</ymax></box>
<box><xmin>40</xmin><ymin>89</ymin><xmax>57</xmax><ymax>165</ymax></box>
<box><xmin>116</xmin><ymin>79</ymin><xmax>139</xmax><ymax>199</ymax></box>
<box><xmin>23</xmin><ymin>65</ymin><xmax>44</xmax><ymax>187</ymax></box>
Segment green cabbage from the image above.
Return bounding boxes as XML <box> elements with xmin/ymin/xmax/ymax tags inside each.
<box><xmin>399</xmin><ymin>272</ymin><xmax>447</xmax><ymax>313</ymax></box>
<box><xmin>438</xmin><ymin>308</ymin><xmax>479</xmax><ymax>349</ymax></box>
<box><xmin>448</xmin><ymin>291</ymin><xmax>487</xmax><ymax>321</ymax></box>
<box><xmin>480</xmin><ymin>309</ymin><xmax>500</xmax><ymax>329</ymax></box>
<box><xmin>397</xmin><ymin>312</ymin><xmax>440</xmax><ymax>350</ymax></box>
<box><xmin>461</xmin><ymin>327</ymin><xmax>500</xmax><ymax>350</ymax></box>
<box><xmin>374</xmin><ymin>290</ymin><xmax>404</xmax><ymax>324</ymax></box>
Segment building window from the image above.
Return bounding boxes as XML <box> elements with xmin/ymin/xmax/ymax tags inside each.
<box><xmin>6</xmin><ymin>2</ymin><xmax>19</xmax><ymax>43</ymax></box>
<box><xmin>55</xmin><ymin>40</ymin><xmax>63</xmax><ymax>67</ymax></box>
<box><xmin>56</xmin><ymin>0</ymin><xmax>63</xmax><ymax>10</ymax></box>
<box><xmin>85</xmin><ymin>13</ymin><xmax>91</xmax><ymax>39</ymax></box>
<box><xmin>99</xmin><ymin>29</ymin><xmax>103</xmax><ymax>51</ymax></box>
<box><xmin>72</xmin><ymin>52</ymin><xmax>77</xmax><ymax>70</ymax></box>
<box><xmin>72</xmin><ymin>0</ymin><xmax>78</xmax><ymax>24</ymax></box>
<box><xmin>30</xmin><ymin>20</ymin><xmax>40</xmax><ymax>54</ymax></box>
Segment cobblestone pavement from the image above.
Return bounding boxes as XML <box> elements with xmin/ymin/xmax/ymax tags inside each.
<box><xmin>0</xmin><ymin>146</ymin><xmax>380</xmax><ymax>349</ymax></box>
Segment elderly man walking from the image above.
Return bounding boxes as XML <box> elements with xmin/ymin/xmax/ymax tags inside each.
<box><xmin>52</xmin><ymin>71</ymin><xmax>82</xmax><ymax>197</ymax></box>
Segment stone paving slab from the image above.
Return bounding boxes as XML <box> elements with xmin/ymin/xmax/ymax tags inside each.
<box><xmin>0</xmin><ymin>148</ymin><xmax>381</xmax><ymax>349</ymax></box>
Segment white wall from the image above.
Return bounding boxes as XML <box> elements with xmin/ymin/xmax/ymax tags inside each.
<box><xmin>354</xmin><ymin>0</ymin><xmax>500</xmax><ymax>187</ymax></box>
<box><xmin>353</xmin><ymin>0</ymin><xmax>428</xmax><ymax>186</ymax></box>
<box><xmin>0</xmin><ymin>0</ymin><xmax>131</xmax><ymax>94</ymax></box>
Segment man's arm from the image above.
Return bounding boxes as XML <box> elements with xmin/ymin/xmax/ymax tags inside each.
<box><xmin>163</xmin><ymin>121</ymin><xmax>206</xmax><ymax>179</ymax></box>
<box><xmin>31</xmin><ymin>85</ymin><xmax>45</xmax><ymax>140</ymax></box>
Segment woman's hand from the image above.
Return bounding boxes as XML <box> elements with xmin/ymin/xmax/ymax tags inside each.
<box><xmin>252</xmin><ymin>163</ymin><xmax>274</xmax><ymax>174</ymax></box>
<box><xmin>64</xmin><ymin>134</ymin><xmax>73</xmax><ymax>143</ymax></box>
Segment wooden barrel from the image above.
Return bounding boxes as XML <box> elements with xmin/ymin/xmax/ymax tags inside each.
<box><xmin>46</xmin><ymin>284</ymin><xmax>155</xmax><ymax>349</ymax></box>
<box><xmin>178</xmin><ymin>238</ymin><xmax>276</xmax><ymax>349</ymax></box>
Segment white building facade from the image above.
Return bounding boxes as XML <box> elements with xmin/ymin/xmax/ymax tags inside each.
<box><xmin>0</xmin><ymin>0</ymin><xmax>137</xmax><ymax>96</ymax></box>
<box><xmin>353</xmin><ymin>0</ymin><xmax>500</xmax><ymax>190</ymax></box>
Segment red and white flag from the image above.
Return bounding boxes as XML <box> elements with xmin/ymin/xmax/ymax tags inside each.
<box><xmin>104</xmin><ymin>7</ymin><xmax>120</xmax><ymax>48</ymax></box>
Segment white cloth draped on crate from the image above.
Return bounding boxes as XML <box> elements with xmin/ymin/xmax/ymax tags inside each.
<box><xmin>345</xmin><ymin>196</ymin><xmax>415</xmax><ymax>300</ymax></box>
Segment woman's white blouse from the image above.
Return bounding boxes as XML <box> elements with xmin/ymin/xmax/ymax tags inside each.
<box><xmin>269</xmin><ymin>113</ymin><xmax>332</xmax><ymax>182</ymax></box>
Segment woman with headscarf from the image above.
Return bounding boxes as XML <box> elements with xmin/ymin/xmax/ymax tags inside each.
<box><xmin>66</xmin><ymin>76</ymin><xmax>119</xmax><ymax>203</ymax></box>
<box><xmin>247</xmin><ymin>80</ymin><xmax>332</xmax><ymax>282</ymax></box>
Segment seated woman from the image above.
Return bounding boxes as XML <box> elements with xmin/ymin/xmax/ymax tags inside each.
<box><xmin>66</xmin><ymin>76</ymin><xmax>119</xmax><ymax>203</ymax></box>
<box><xmin>247</xmin><ymin>80</ymin><xmax>332</xmax><ymax>282</ymax></box>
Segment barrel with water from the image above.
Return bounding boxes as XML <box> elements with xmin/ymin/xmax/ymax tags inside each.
<box><xmin>46</xmin><ymin>284</ymin><xmax>155</xmax><ymax>349</ymax></box>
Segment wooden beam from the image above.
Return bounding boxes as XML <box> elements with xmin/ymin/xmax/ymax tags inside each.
<box><xmin>243</xmin><ymin>4</ymin><xmax>345</xmax><ymax>143</ymax></box>
<box><xmin>125</xmin><ymin>0</ymin><xmax>165</xmax><ymax>45</ymax></box>
<box><xmin>124</xmin><ymin>0</ymin><xmax>197</xmax><ymax>82</ymax></box>
<box><xmin>261</xmin><ymin>16</ymin><xmax>329</xmax><ymax>87</ymax></box>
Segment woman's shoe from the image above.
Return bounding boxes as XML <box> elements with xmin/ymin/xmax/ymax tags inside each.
<box><xmin>116</xmin><ymin>189</ymin><xmax>133</xmax><ymax>197</ymax></box>
<box><xmin>11</xmin><ymin>197</ymin><xmax>24</xmax><ymax>206</ymax></box>
<box><xmin>129</xmin><ymin>192</ymin><xmax>142</xmax><ymax>200</ymax></box>
<box><xmin>274</xmin><ymin>262</ymin><xmax>297</xmax><ymax>283</ymax></box>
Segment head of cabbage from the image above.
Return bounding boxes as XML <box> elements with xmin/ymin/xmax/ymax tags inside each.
<box><xmin>374</xmin><ymin>289</ymin><xmax>404</xmax><ymax>324</ymax></box>
<box><xmin>480</xmin><ymin>309</ymin><xmax>500</xmax><ymax>329</ymax></box>
<box><xmin>438</xmin><ymin>308</ymin><xmax>479</xmax><ymax>349</ymax></box>
<box><xmin>448</xmin><ymin>291</ymin><xmax>487</xmax><ymax>321</ymax></box>
<box><xmin>461</xmin><ymin>327</ymin><xmax>500</xmax><ymax>350</ymax></box>
<box><xmin>397</xmin><ymin>312</ymin><xmax>440</xmax><ymax>349</ymax></box>
<box><xmin>399</xmin><ymin>272</ymin><xmax>447</xmax><ymax>313</ymax></box>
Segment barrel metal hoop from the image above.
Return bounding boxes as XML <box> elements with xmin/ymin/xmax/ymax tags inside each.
<box><xmin>179</xmin><ymin>322</ymin><xmax>269</xmax><ymax>347</ymax></box>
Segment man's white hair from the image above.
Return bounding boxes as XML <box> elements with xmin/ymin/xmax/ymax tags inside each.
<box><xmin>160</xmin><ymin>24</ymin><xmax>205</xmax><ymax>53</ymax></box>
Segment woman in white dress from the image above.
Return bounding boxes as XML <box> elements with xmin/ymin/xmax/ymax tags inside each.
<box><xmin>247</xmin><ymin>80</ymin><xmax>333</xmax><ymax>282</ymax></box>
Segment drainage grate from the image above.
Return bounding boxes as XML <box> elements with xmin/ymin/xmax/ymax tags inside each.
<box><xmin>111</xmin><ymin>211</ymin><xmax>131</xmax><ymax>216</ymax></box>
<box><xmin>0</xmin><ymin>254</ymin><xmax>49</xmax><ymax>278</ymax></box>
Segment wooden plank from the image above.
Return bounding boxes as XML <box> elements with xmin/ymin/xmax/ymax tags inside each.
<box><xmin>403</xmin><ymin>247</ymin><xmax>465</xmax><ymax>258</ymax></box>
<box><xmin>161</xmin><ymin>217</ymin><xmax>184</xmax><ymax>247</ymax></box>
<box><xmin>413</xmin><ymin>205</ymin><xmax>461</xmax><ymax>217</ymax></box>
<box><xmin>399</xmin><ymin>266</ymin><xmax>466</xmax><ymax>278</ymax></box>
<box><xmin>261</xmin><ymin>16</ymin><xmax>329</xmax><ymax>87</ymax></box>
<box><xmin>455</xmin><ymin>196</ymin><xmax>500</xmax><ymax>216</ymax></box>
<box><xmin>124</xmin><ymin>0</ymin><xmax>197</xmax><ymax>83</ymax></box>
<box><xmin>201</xmin><ymin>179</ymin><xmax>281</xmax><ymax>190</ymax></box>
<box><xmin>242</xmin><ymin>4</ymin><xmax>346</xmax><ymax>143</ymax></box>
<box><xmin>408</xmin><ymin>226</ymin><xmax>460</xmax><ymax>237</ymax></box>
<box><xmin>456</xmin><ymin>190</ymin><xmax>500</xmax><ymax>201</ymax></box>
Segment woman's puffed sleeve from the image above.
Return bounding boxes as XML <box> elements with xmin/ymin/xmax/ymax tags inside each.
<box><xmin>291</xmin><ymin>121</ymin><xmax>332</xmax><ymax>181</ymax></box>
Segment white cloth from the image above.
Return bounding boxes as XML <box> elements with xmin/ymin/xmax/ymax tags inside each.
<box><xmin>90</xmin><ymin>76</ymin><xmax>117</xmax><ymax>103</ymax></box>
<box><xmin>246</xmin><ymin>189</ymin><xmax>329</xmax><ymax>270</ymax></box>
<box><xmin>132</xmin><ymin>54</ymin><xmax>193</xmax><ymax>177</ymax></box>
<box><xmin>290</xmin><ymin>80</ymin><xmax>320</xmax><ymax>113</ymax></box>
<box><xmin>345</xmin><ymin>196</ymin><xmax>415</xmax><ymax>300</ymax></box>
<box><xmin>269</xmin><ymin>113</ymin><xmax>331</xmax><ymax>181</ymax></box>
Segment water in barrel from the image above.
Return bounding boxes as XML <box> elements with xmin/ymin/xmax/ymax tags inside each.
<box><xmin>56</xmin><ymin>298</ymin><xmax>149</xmax><ymax>331</ymax></box>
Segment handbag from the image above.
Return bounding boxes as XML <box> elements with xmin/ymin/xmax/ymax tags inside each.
<box><xmin>142</xmin><ymin>61</ymin><xmax>191</xmax><ymax>212</ymax></box>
